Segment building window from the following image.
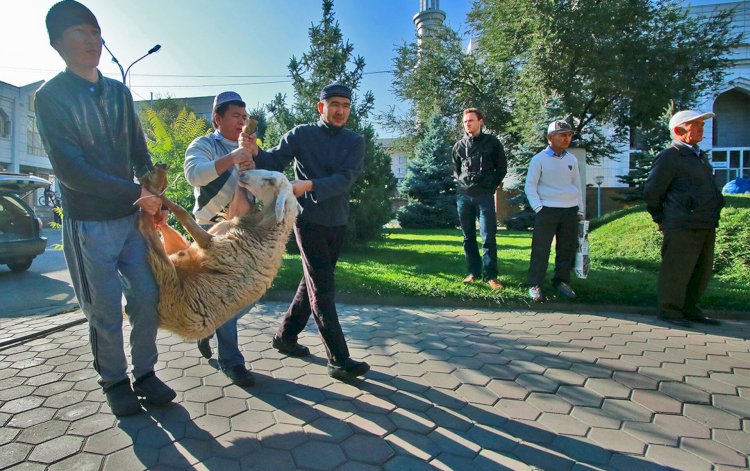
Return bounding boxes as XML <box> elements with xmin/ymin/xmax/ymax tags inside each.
<box><xmin>28</xmin><ymin>95</ymin><xmax>35</xmax><ymax>112</ymax></box>
<box><xmin>26</xmin><ymin>116</ymin><xmax>45</xmax><ymax>156</ymax></box>
<box><xmin>0</xmin><ymin>108</ymin><xmax>10</xmax><ymax>138</ymax></box>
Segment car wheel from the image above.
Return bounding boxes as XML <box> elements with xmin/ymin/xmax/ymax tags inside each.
<box><xmin>8</xmin><ymin>259</ymin><xmax>33</xmax><ymax>272</ymax></box>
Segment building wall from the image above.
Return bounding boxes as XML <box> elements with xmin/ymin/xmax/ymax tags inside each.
<box><xmin>0</xmin><ymin>80</ymin><xmax>51</xmax><ymax>178</ymax></box>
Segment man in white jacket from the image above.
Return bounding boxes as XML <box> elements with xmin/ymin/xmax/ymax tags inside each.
<box><xmin>524</xmin><ymin>120</ymin><xmax>584</xmax><ymax>302</ymax></box>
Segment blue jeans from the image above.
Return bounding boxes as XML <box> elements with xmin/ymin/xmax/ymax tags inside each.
<box><xmin>198</xmin><ymin>224</ymin><xmax>246</xmax><ymax>370</ymax></box>
<box><xmin>63</xmin><ymin>212</ymin><xmax>159</xmax><ymax>389</ymax></box>
<box><xmin>457</xmin><ymin>193</ymin><xmax>498</xmax><ymax>281</ymax></box>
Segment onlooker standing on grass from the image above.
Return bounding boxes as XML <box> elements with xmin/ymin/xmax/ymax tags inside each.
<box><xmin>242</xmin><ymin>82</ymin><xmax>370</xmax><ymax>381</ymax></box>
<box><xmin>452</xmin><ymin>108</ymin><xmax>507</xmax><ymax>290</ymax></box>
<box><xmin>35</xmin><ymin>1</ymin><xmax>175</xmax><ymax>416</ymax></box>
<box><xmin>644</xmin><ymin>110</ymin><xmax>723</xmax><ymax>327</ymax></box>
<box><xmin>524</xmin><ymin>120</ymin><xmax>584</xmax><ymax>302</ymax></box>
<box><xmin>182</xmin><ymin>91</ymin><xmax>256</xmax><ymax>387</ymax></box>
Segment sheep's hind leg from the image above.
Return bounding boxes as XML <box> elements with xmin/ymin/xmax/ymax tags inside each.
<box><xmin>161</xmin><ymin>196</ymin><xmax>214</xmax><ymax>249</ymax></box>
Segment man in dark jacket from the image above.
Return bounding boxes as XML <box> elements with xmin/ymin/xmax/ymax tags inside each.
<box><xmin>452</xmin><ymin>108</ymin><xmax>507</xmax><ymax>290</ymax></box>
<box><xmin>35</xmin><ymin>1</ymin><xmax>175</xmax><ymax>416</ymax></box>
<box><xmin>243</xmin><ymin>83</ymin><xmax>370</xmax><ymax>381</ymax></box>
<box><xmin>644</xmin><ymin>110</ymin><xmax>724</xmax><ymax>327</ymax></box>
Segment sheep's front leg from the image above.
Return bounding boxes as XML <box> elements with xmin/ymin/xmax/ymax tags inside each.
<box><xmin>161</xmin><ymin>196</ymin><xmax>213</xmax><ymax>249</ymax></box>
<box><xmin>139</xmin><ymin>211</ymin><xmax>171</xmax><ymax>264</ymax></box>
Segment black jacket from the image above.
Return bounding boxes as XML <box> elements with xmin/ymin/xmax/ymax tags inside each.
<box><xmin>452</xmin><ymin>132</ymin><xmax>507</xmax><ymax>195</ymax></box>
<box><xmin>255</xmin><ymin>119</ymin><xmax>364</xmax><ymax>227</ymax></box>
<box><xmin>644</xmin><ymin>141</ymin><xmax>724</xmax><ymax>230</ymax></box>
<box><xmin>35</xmin><ymin>70</ymin><xmax>153</xmax><ymax>221</ymax></box>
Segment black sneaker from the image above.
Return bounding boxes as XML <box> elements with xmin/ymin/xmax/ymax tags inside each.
<box><xmin>104</xmin><ymin>379</ymin><xmax>142</xmax><ymax>417</ymax></box>
<box><xmin>328</xmin><ymin>358</ymin><xmax>370</xmax><ymax>380</ymax></box>
<box><xmin>272</xmin><ymin>335</ymin><xmax>310</xmax><ymax>357</ymax></box>
<box><xmin>223</xmin><ymin>364</ymin><xmax>255</xmax><ymax>387</ymax></box>
<box><xmin>133</xmin><ymin>372</ymin><xmax>176</xmax><ymax>405</ymax></box>
<box><xmin>197</xmin><ymin>336</ymin><xmax>213</xmax><ymax>359</ymax></box>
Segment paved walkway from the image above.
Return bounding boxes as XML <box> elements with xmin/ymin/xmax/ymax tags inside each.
<box><xmin>1</xmin><ymin>303</ymin><xmax>749</xmax><ymax>470</ymax></box>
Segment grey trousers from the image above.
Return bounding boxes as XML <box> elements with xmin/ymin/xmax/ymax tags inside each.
<box><xmin>63</xmin><ymin>212</ymin><xmax>160</xmax><ymax>388</ymax></box>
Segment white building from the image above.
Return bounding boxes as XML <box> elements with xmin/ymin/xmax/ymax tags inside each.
<box><xmin>0</xmin><ymin>80</ymin><xmax>51</xmax><ymax>178</ymax></box>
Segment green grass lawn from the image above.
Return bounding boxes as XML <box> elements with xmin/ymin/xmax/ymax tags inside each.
<box><xmin>270</xmin><ymin>197</ymin><xmax>750</xmax><ymax>313</ymax></box>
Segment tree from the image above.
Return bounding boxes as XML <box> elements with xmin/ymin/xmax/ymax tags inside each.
<box><xmin>397</xmin><ymin>115</ymin><xmax>459</xmax><ymax>228</ymax></box>
<box><xmin>389</xmin><ymin>26</ymin><xmax>512</xmax><ymax>138</ymax></box>
<box><xmin>140</xmin><ymin>104</ymin><xmax>209</xmax><ymax>218</ymax></box>
<box><xmin>468</xmin><ymin>0</ymin><xmax>739</xmax><ymax>155</ymax></box>
<box><xmin>615</xmin><ymin>101</ymin><xmax>676</xmax><ymax>203</ymax></box>
<box><xmin>265</xmin><ymin>0</ymin><xmax>395</xmax><ymax>241</ymax></box>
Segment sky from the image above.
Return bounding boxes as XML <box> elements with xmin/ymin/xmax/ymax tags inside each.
<box><xmin>1</xmin><ymin>0</ymin><xmax>474</xmax><ymax>137</ymax></box>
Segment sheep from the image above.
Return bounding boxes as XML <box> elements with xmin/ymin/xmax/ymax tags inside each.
<box><xmin>138</xmin><ymin>166</ymin><xmax>300</xmax><ymax>339</ymax></box>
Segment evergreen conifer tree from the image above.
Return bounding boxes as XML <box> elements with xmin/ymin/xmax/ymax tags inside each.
<box><xmin>265</xmin><ymin>0</ymin><xmax>395</xmax><ymax>241</ymax></box>
<box><xmin>397</xmin><ymin>115</ymin><xmax>459</xmax><ymax>228</ymax></box>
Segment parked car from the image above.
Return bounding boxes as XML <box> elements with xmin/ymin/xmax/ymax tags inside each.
<box><xmin>0</xmin><ymin>173</ymin><xmax>49</xmax><ymax>272</ymax></box>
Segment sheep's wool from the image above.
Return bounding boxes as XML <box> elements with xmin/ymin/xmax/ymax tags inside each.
<box><xmin>140</xmin><ymin>170</ymin><xmax>298</xmax><ymax>339</ymax></box>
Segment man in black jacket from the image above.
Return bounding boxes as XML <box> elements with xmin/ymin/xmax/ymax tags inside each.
<box><xmin>644</xmin><ymin>110</ymin><xmax>724</xmax><ymax>327</ymax></box>
<box><xmin>452</xmin><ymin>108</ymin><xmax>507</xmax><ymax>290</ymax></box>
<box><xmin>35</xmin><ymin>1</ymin><xmax>175</xmax><ymax>416</ymax></box>
<box><xmin>243</xmin><ymin>83</ymin><xmax>370</xmax><ymax>381</ymax></box>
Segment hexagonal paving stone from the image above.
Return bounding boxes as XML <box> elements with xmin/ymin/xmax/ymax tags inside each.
<box><xmin>68</xmin><ymin>414</ymin><xmax>117</xmax><ymax>436</ymax></box>
<box><xmin>630</xmin><ymin>389</ymin><xmax>683</xmax><ymax>414</ymax></box>
<box><xmin>291</xmin><ymin>440</ymin><xmax>346</xmax><ymax>470</ymax></box>
<box><xmin>187</xmin><ymin>414</ymin><xmax>231</xmax><ymax>439</ymax></box>
<box><xmin>659</xmin><ymin>381</ymin><xmax>711</xmax><ymax>404</ymax></box>
<box><xmin>515</xmin><ymin>373</ymin><xmax>558</xmax><ymax>393</ymax></box>
<box><xmin>16</xmin><ymin>420</ymin><xmax>69</xmax><ymax>445</ymax></box>
<box><xmin>456</xmin><ymin>384</ymin><xmax>498</xmax><ymax>406</ymax></box>
<box><xmin>0</xmin><ymin>395</ymin><xmax>44</xmax><ymax>414</ymax></box>
<box><xmin>0</xmin><ymin>442</ymin><xmax>32</xmax><ymax>469</ymax></box>
<box><xmin>683</xmin><ymin>403</ymin><xmax>741</xmax><ymax>429</ymax></box>
<box><xmin>584</xmin><ymin>378</ymin><xmax>631</xmax><ymax>399</ymax></box>
<box><xmin>646</xmin><ymin>444</ymin><xmax>712</xmax><ymax>471</ymax></box>
<box><xmin>183</xmin><ymin>385</ymin><xmax>224</xmax><ymax>403</ymax></box>
<box><xmin>712</xmin><ymin>394</ymin><xmax>750</xmax><ymax>419</ymax></box>
<box><xmin>83</xmin><ymin>427</ymin><xmax>133</xmax><ymax>455</ymax></box>
<box><xmin>55</xmin><ymin>401</ymin><xmax>100</xmax><ymax>422</ymax></box>
<box><xmin>600</xmin><ymin>398</ymin><xmax>653</xmax><ymax>422</ymax></box>
<box><xmin>538</xmin><ymin>413</ymin><xmax>589</xmax><ymax>437</ymax></box>
<box><xmin>43</xmin><ymin>389</ymin><xmax>87</xmax><ymax>409</ymax></box>
<box><xmin>588</xmin><ymin>427</ymin><xmax>646</xmax><ymax>454</ymax></box>
<box><xmin>494</xmin><ymin>399</ymin><xmax>541</xmax><ymax>421</ymax></box>
<box><xmin>526</xmin><ymin>392</ymin><xmax>573</xmax><ymax>414</ymax></box>
<box><xmin>206</xmin><ymin>397</ymin><xmax>247</xmax><ymax>418</ymax></box>
<box><xmin>27</xmin><ymin>435</ymin><xmax>83</xmax><ymax>464</ymax></box>
<box><xmin>341</xmin><ymin>433</ymin><xmax>395</xmax><ymax>465</ymax></box>
<box><xmin>621</xmin><ymin>420</ymin><xmax>678</xmax><ymax>446</ymax></box>
<box><xmin>47</xmin><ymin>452</ymin><xmax>103</xmax><ymax>471</ymax></box>
<box><xmin>257</xmin><ymin>423</ymin><xmax>307</xmax><ymax>450</ymax></box>
<box><xmin>273</xmin><ymin>403</ymin><xmax>320</xmax><ymax>426</ymax></box>
<box><xmin>570</xmin><ymin>406</ymin><xmax>622</xmax><ymax>429</ymax></box>
<box><xmin>304</xmin><ymin>417</ymin><xmax>355</xmax><ymax>443</ymax></box>
<box><xmin>7</xmin><ymin>407</ymin><xmax>56</xmax><ymax>429</ymax></box>
<box><xmin>681</xmin><ymin>437</ymin><xmax>748</xmax><ymax>467</ymax></box>
<box><xmin>652</xmin><ymin>414</ymin><xmax>710</xmax><ymax>438</ymax></box>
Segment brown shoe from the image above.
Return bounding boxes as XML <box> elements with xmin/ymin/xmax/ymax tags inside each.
<box><xmin>463</xmin><ymin>275</ymin><xmax>477</xmax><ymax>284</ymax></box>
<box><xmin>488</xmin><ymin>279</ymin><xmax>503</xmax><ymax>290</ymax></box>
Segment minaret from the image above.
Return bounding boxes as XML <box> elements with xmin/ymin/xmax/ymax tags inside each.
<box><xmin>413</xmin><ymin>0</ymin><xmax>446</xmax><ymax>46</ymax></box>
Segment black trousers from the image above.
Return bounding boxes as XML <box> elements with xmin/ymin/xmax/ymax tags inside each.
<box><xmin>277</xmin><ymin>222</ymin><xmax>350</xmax><ymax>363</ymax></box>
<box><xmin>658</xmin><ymin>228</ymin><xmax>715</xmax><ymax>319</ymax></box>
<box><xmin>527</xmin><ymin>206</ymin><xmax>579</xmax><ymax>287</ymax></box>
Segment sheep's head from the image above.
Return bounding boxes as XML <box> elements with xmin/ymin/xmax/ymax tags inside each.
<box><xmin>238</xmin><ymin>170</ymin><xmax>301</xmax><ymax>223</ymax></box>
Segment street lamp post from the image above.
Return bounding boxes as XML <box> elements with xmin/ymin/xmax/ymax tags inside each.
<box><xmin>594</xmin><ymin>175</ymin><xmax>604</xmax><ymax>218</ymax></box>
<box><xmin>102</xmin><ymin>39</ymin><xmax>161</xmax><ymax>85</ymax></box>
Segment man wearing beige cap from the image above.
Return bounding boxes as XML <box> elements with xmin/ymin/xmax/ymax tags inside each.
<box><xmin>644</xmin><ymin>110</ymin><xmax>724</xmax><ymax>327</ymax></box>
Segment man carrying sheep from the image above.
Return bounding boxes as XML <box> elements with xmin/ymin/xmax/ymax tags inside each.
<box><xmin>183</xmin><ymin>91</ymin><xmax>256</xmax><ymax>387</ymax></box>
<box><xmin>241</xmin><ymin>82</ymin><xmax>370</xmax><ymax>381</ymax></box>
<box><xmin>35</xmin><ymin>1</ymin><xmax>175</xmax><ymax>416</ymax></box>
